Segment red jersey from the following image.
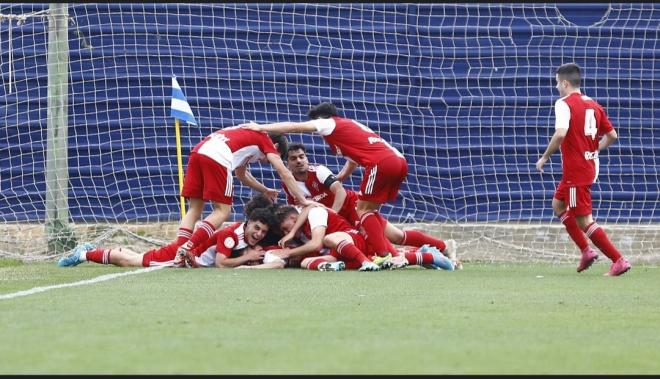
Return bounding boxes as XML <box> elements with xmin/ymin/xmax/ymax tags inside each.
<box><xmin>192</xmin><ymin>126</ymin><xmax>278</xmax><ymax>170</ymax></box>
<box><xmin>281</xmin><ymin>164</ymin><xmax>359</xmax><ymax>224</ymax></box>
<box><xmin>311</xmin><ymin>116</ymin><xmax>404</xmax><ymax>167</ymax></box>
<box><xmin>300</xmin><ymin>206</ymin><xmax>354</xmax><ymax>242</ymax></box>
<box><xmin>192</xmin><ymin>222</ymin><xmax>254</xmax><ymax>267</ymax></box>
<box><xmin>555</xmin><ymin>92</ymin><xmax>614</xmax><ymax>185</ymax></box>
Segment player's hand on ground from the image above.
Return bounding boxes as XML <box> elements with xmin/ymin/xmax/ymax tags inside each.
<box><xmin>535</xmin><ymin>156</ymin><xmax>548</xmax><ymax>172</ymax></box>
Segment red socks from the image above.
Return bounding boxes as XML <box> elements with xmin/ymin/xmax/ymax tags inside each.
<box><xmin>402</xmin><ymin>230</ymin><xmax>447</xmax><ymax>252</ymax></box>
<box><xmin>585</xmin><ymin>222</ymin><xmax>622</xmax><ymax>262</ymax></box>
<box><xmin>185</xmin><ymin>220</ymin><xmax>216</xmax><ymax>250</ymax></box>
<box><xmin>336</xmin><ymin>240</ymin><xmax>370</xmax><ymax>265</ymax></box>
<box><xmin>404</xmin><ymin>250</ymin><xmax>435</xmax><ymax>265</ymax></box>
<box><xmin>360</xmin><ymin>211</ymin><xmax>390</xmax><ymax>257</ymax></box>
<box><xmin>176</xmin><ymin>227</ymin><xmax>193</xmax><ymax>246</ymax></box>
<box><xmin>559</xmin><ymin>211</ymin><xmax>589</xmax><ymax>252</ymax></box>
<box><xmin>85</xmin><ymin>248</ymin><xmax>112</xmax><ymax>264</ymax></box>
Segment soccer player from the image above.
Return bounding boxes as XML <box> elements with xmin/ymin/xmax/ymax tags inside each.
<box><xmin>240</xmin><ymin>102</ymin><xmax>408</xmax><ymax>260</ymax></box>
<box><xmin>271</xmin><ymin>204</ymin><xmax>383</xmax><ymax>271</ymax></box>
<box><xmin>174</xmin><ymin>125</ymin><xmax>313</xmax><ymax>262</ymax></box>
<box><xmin>535</xmin><ymin>62</ymin><xmax>631</xmax><ymax>276</ymax></box>
<box><xmin>57</xmin><ymin>207</ymin><xmax>277</xmax><ymax>269</ymax></box>
<box><xmin>281</xmin><ymin>143</ymin><xmax>359</xmax><ymax>225</ymax></box>
<box><xmin>281</xmin><ymin>142</ymin><xmax>461</xmax><ymax>267</ymax></box>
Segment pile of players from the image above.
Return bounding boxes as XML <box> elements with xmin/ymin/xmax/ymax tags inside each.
<box><xmin>57</xmin><ymin>102</ymin><xmax>459</xmax><ymax>272</ymax></box>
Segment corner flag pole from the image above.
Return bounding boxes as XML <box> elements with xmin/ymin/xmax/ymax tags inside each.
<box><xmin>170</xmin><ymin>76</ymin><xmax>198</xmax><ymax>219</ymax></box>
<box><xmin>174</xmin><ymin>117</ymin><xmax>186</xmax><ymax>218</ymax></box>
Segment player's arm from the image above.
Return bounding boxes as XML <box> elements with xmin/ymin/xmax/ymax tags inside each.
<box><xmin>279</xmin><ymin>205</ymin><xmax>314</xmax><ymax>247</ymax></box>
<box><xmin>241</xmin><ymin>120</ymin><xmax>318</xmax><ymax>134</ymax></box>
<box><xmin>536</xmin><ymin>100</ymin><xmax>569</xmax><ymax>172</ymax></box>
<box><xmin>236</xmin><ymin>262</ymin><xmax>285</xmax><ymax>269</ymax></box>
<box><xmin>276</xmin><ymin>225</ymin><xmax>326</xmax><ymax>259</ymax></box>
<box><xmin>235</xmin><ymin>164</ymin><xmax>279</xmax><ymax>201</ymax></box>
<box><xmin>598</xmin><ymin>129</ymin><xmax>618</xmax><ymax>151</ymax></box>
<box><xmin>216</xmin><ymin>248</ymin><xmax>265</xmax><ymax>268</ymax></box>
<box><xmin>336</xmin><ymin>159</ymin><xmax>358</xmax><ymax>182</ymax></box>
<box><xmin>266</xmin><ymin>152</ymin><xmax>314</xmax><ymax>206</ymax></box>
<box><xmin>327</xmin><ymin>181</ymin><xmax>347</xmax><ymax>214</ymax></box>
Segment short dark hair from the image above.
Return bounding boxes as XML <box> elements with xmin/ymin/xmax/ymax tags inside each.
<box><xmin>268</xmin><ymin>132</ymin><xmax>289</xmax><ymax>160</ymax></box>
<box><xmin>308</xmin><ymin>102</ymin><xmax>339</xmax><ymax>120</ymax></box>
<box><xmin>244</xmin><ymin>194</ymin><xmax>274</xmax><ymax>217</ymax></box>
<box><xmin>556</xmin><ymin>63</ymin><xmax>581</xmax><ymax>88</ymax></box>
<box><xmin>286</xmin><ymin>143</ymin><xmax>307</xmax><ymax>159</ymax></box>
<box><xmin>247</xmin><ymin>207</ymin><xmax>278</xmax><ymax>231</ymax></box>
<box><xmin>274</xmin><ymin>205</ymin><xmax>298</xmax><ymax>227</ymax></box>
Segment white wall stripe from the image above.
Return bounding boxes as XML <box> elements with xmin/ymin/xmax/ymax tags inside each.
<box><xmin>0</xmin><ymin>265</ymin><xmax>166</xmax><ymax>301</ymax></box>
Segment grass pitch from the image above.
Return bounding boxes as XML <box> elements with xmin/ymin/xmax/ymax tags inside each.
<box><xmin>1</xmin><ymin>259</ymin><xmax>659</xmax><ymax>374</ymax></box>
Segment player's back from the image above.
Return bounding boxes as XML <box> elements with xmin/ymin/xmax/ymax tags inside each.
<box><xmin>558</xmin><ymin>93</ymin><xmax>613</xmax><ymax>185</ymax></box>
<box><xmin>323</xmin><ymin>116</ymin><xmax>404</xmax><ymax>166</ymax></box>
<box><xmin>192</xmin><ymin>126</ymin><xmax>277</xmax><ymax>169</ymax></box>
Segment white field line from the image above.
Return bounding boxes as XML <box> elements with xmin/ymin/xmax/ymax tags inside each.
<box><xmin>0</xmin><ymin>265</ymin><xmax>167</xmax><ymax>301</ymax></box>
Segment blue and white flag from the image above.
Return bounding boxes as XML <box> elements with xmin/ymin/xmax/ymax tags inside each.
<box><xmin>170</xmin><ymin>76</ymin><xmax>198</xmax><ymax>126</ymax></box>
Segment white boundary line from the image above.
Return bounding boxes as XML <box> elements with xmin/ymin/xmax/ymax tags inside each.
<box><xmin>0</xmin><ymin>265</ymin><xmax>167</xmax><ymax>301</ymax></box>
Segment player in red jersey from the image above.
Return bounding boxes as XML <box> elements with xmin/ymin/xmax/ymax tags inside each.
<box><xmin>57</xmin><ymin>195</ymin><xmax>279</xmax><ymax>267</ymax></box>
<box><xmin>173</xmin><ymin>126</ymin><xmax>313</xmax><ymax>263</ymax></box>
<box><xmin>241</xmin><ymin>102</ymin><xmax>408</xmax><ymax>262</ymax></box>
<box><xmin>536</xmin><ymin>63</ymin><xmax>631</xmax><ymax>276</ymax></box>
<box><xmin>281</xmin><ymin>143</ymin><xmax>360</xmax><ymax>225</ymax></box>
<box><xmin>268</xmin><ymin>204</ymin><xmax>454</xmax><ymax>272</ymax></box>
<box><xmin>281</xmin><ymin>142</ymin><xmax>461</xmax><ymax>268</ymax></box>
<box><xmin>57</xmin><ymin>207</ymin><xmax>277</xmax><ymax>269</ymax></box>
<box><xmin>269</xmin><ymin>204</ymin><xmax>384</xmax><ymax>271</ymax></box>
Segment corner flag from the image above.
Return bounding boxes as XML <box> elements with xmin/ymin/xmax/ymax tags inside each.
<box><xmin>170</xmin><ymin>76</ymin><xmax>197</xmax><ymax>217</ymax></box>
<box><xmin>171</xmin><ymin>76</ymin><xmax>198</xmax><ymax>126</ymax></box>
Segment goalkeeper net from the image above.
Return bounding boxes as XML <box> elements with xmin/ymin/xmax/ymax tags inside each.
<box><xmin>1</xmin><ymin>3</ymin><xmax>658</xmax><ymax>263</ymax></box>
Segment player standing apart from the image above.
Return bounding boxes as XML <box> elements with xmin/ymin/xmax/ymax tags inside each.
<box><xmin>241</xmin><ymin>102</ymin><xmax>407</xmax><ymax>262</ymax></box>
<box><xmin>536</xmin><ymin>63</ymin><xmax>631</xmax><ymax>276</ymax></box>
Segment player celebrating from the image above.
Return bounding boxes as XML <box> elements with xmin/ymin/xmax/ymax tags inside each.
<box><xmin>281</xmin><ymin>142</ymin><xmax>460</xmax><ymax>268</ymax></box>
<box><xmin>241</xmin><ymin>102</ymin><xmax>408</xmax><ymax>262</ymax></box>
<box><xmin>281</xmin><ymin>143</ymin><xmax>359</xmax><ymax>225</ymax></box>
<box><xmin>57</xmin><ymin>207</ymin><xmax>277</xmax><ymax>269</ymax></box>
<box><xmin>174</xmin><ymin>125</ymin><xmax>313</xmax><ymax>262</ymax></box>
<box><xmin>536</xmin><ymin>62</ymin><xmax>631</xmax><ymax>276</ymax></box>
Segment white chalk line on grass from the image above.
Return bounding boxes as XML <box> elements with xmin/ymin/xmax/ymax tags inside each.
<box><xmin>0</xmin><ymin>265</ymin><xmax>167</xmax><ymax>301</ymax></box>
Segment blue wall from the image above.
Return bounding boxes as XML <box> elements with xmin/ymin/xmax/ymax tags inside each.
<box><xmin>0</xmin><ymin>3</ymin><xmax>658</xmax><ymax>223</ymax></box>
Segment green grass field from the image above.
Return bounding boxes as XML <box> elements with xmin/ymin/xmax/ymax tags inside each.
<box><xmin>1</xmin><ymin>259</ymin><xmax>659</xmax><ymax>374</ymax></box>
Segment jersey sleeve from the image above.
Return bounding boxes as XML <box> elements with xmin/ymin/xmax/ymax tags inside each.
<box><xmin>307</xmin><ymin>207</ymin><xmax>329</xmax><ymax>231</ymax></box>
<box><xmin>309</xmin><ymin>118</ymin><xmax>336</xmax><ymax>136</ymax></box>
<box><xmin>214</xmin><ymin>229</ymin><xmax>239</xmax><ymax>258</ymax></box>
<box><xmin>554</xmin><ymin>99</ymin><xmax>571</xmax><ymax>130</ymax></box>
<box><xmin>256</xmin><ymin>132</ymin><xmax>279</xmax><ymax>155</ymax></box>
<box><xmin>314</xmin><ymin>165</ymin><xmax>338</xmax><ymax>188</ymax></box>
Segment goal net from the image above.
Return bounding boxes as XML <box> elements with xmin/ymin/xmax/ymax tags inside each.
<box><xmin>1</xmin><ymin>3</ymin><xmax>658</xmax><ymax>263</ymax></box>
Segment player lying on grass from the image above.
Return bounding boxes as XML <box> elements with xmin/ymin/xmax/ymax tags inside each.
<box><xmin>280</xmin><ymin>142</ymin><xmax>461</xmax><ymax>268</ymax></box>
<box><xmin>267</xmin><ymin>204</ymin><xmax>456</xmax><ymax>272</ymax></box>
<box><xmin>57</xmin><ymin>198</ymin><xmax>278</xmax><ymax>269</ymax></box>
